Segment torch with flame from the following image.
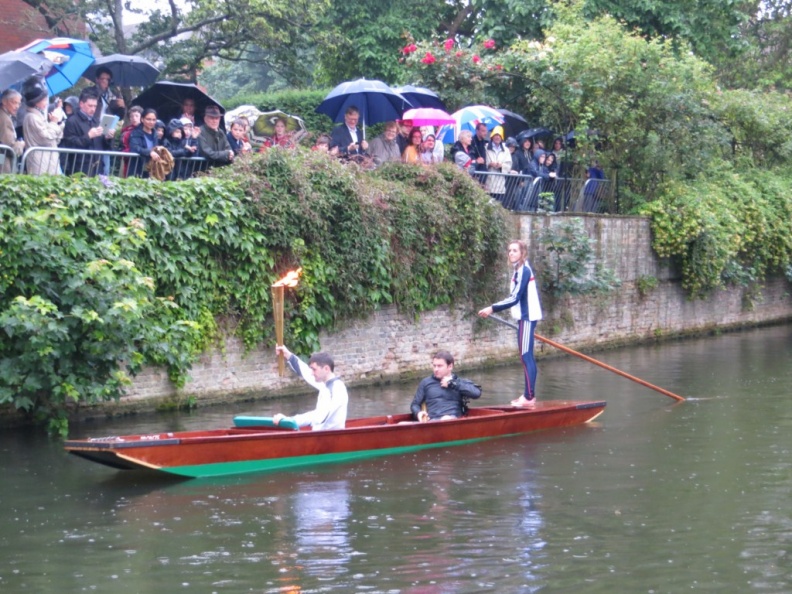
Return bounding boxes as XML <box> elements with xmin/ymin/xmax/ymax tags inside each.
<box><xmin>272</xmin><ymin>267</ymin><xmax>302</xmax><ymax>376</ymax></box>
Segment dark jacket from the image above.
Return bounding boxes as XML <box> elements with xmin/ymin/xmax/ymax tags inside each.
<box><xmin>128</xmin><ymin>125</ymin><xmax>158</xmax><ymax>177</ymax></box>
<box><xmin>329</xmin><ymin>125</ymin><xmax>366</xmax><ymax>155</ymax></box>
<box><xmin>470</xmin><ymin>133</ymin><xmax>488</xmax><ymax>173</ymax></box>
<box><xmin>410</xmin><ymin>374</ymin><xmax>482</xmax><ymax>420</ymax></box>
<box><xmin>165</xmin><ymin>119</ymin><xmax>189</xmax><ymax>159</ymax></box>
<box><xmin>60</xmin><ymin>110</ymin><xmax>109</xmax><ymax>175</ymax></box>
<box><xmin>198</xmin><ymin>125</ymin><xmax>233</xmax><ymax>166</ymax></box>
<box><xmin>512</xmin><ymin>149</ymin><xmax>535</xmax><ymax>176</ymax></box>
<box><xmin>227</xmin><ymin>131</ymin><xmax>247</xmax><ymax>155</ymax></box>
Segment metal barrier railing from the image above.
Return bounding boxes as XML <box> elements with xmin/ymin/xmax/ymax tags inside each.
<box><xmin>0</xmin><ymin>143</ymin><xmax>19</xmax><ymax>174</ymax></box>
<box><xmin>472</xmin><ymin>170</ymin><xmax>612</xmax><ymax>213</ymax></box>
<box><xmin>18</xmin><ymin>146</ymin><xmax>209</xmax><ymax>180</ymax></box>
<box><xmin>9</xmin><ymin>147</ymin><xmax>614</xmax><ymax>212</ymax></box>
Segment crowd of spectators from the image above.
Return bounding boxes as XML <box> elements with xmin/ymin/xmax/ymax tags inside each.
<box><xmin>1</xmin><ymin>71</ymin><xmax>606</xmax><ymax>206</ymax></box>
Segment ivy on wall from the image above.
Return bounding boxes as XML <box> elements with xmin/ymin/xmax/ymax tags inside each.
<box><xmin>641</xmin><ymin>164</ymin><xmax>792</xmax><ymax>298</ymax></box>
<box><xmin>0</xmin><ymin>154</ymin><xmax>507</xmax><ymax>433</ymax></box>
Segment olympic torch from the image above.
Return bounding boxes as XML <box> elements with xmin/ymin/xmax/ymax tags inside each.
<box><xmin>272</xmin><ymin>268</ymin><xmax>302</xmax><ymax>376</ymax></box>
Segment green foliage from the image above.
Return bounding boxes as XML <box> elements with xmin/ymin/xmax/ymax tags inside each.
<box><xmin>0</xmin><ymin>188</ymin><xmax>201</xmax><ymax>435</ymax></box>
<box><xmin>711</xmin><ymin>89</ymin><xmax>792</xmax><ymax>168</ymax></box>
<box><xmin>635</xmin><ymin>275</ymin><xmax>659</xmax><ymax>299</ymax></box>
<box><xmin>504</xmin><ymin>8</ymin><xmax>727</xmax><ymax>207</ymax></box>
<box><xmin>535</xmin><ymin>219</ymin><xmax>621</xmax><ymax>299</ymax></box>
<box><xmin>641</xmin><ymin>164</ymin><xmax>792</xmax><ymax>297</ymax></box>
<box><xmin>401</xmin><ymin>10</ymin><xmax>733</xmax><ymax>205</ymax></box>
<box><xmin>0</xmin><ymin>156</ymin><xmax>506</xmax><ymax>430</ymax></box>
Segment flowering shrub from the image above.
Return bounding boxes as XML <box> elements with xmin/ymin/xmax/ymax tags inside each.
<box><xmin>400</xmin><ymin>37</ymin><xmax>506</xmax><ymax>111</ymax></box>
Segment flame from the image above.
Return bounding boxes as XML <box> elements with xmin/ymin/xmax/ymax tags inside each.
<box><xmin>272</xmin><ymin>267</ymin><xmax>302</xmax><ymax>287</ymax></box>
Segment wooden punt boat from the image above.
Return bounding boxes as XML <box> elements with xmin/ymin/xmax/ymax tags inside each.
<box><xmin>64</xmin><ymin>400</ymin><xmax>606</xmax><ymax>479</ymax></box>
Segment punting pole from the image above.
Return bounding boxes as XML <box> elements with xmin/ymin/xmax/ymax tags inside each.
<box><xmin>488</xmin><ymin>314</ymin><xmax>685</xmax><ymax>402</ymax></box>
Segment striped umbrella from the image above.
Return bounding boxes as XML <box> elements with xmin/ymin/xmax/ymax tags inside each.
<box><xmin>436</xmin><ymin>105</ymin><xmax>505</xmax><ymax>144</ymax></box>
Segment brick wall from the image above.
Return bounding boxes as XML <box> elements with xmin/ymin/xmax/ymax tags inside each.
<box><xmin>0</xmin><ymin>3</ymin><xmax>50</xmax><ymax>52</ymax></box>
<box><xmin>120</xmin><ymin>213</ymin><xmax>792</xmax><ymax>408</ymax></box>
<box><xmin>0</xmin><ymin>4</ymin><xmax>87</xmax><ymax>53</ymax></box>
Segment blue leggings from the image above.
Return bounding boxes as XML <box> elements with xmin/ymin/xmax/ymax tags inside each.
<box><xmin>518</xmin><ymin>320</ymin><xmax>538</xmax><ymax>399</ymax></box>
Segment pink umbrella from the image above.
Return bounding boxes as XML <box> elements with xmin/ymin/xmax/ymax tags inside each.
<box><xmin>402</xmin><ymin>107</ymin><xmax>456</xmax><ymax>126</ymax></box>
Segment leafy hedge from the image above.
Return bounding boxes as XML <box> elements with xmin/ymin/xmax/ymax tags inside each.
<box><xmin>0</xmin><ymin>154</ymin><xmax>506</xmax><ymax>432</ymax></box>
<box><xmin>642</xmin><ymin>163</ymin><xmax>792</xmax><ymax>297</ymax></box>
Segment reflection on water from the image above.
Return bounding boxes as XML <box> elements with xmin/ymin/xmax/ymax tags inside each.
<box><xmin>1</xmin><ymin>325</ymin><xmax>791</xmax><ymax>592</ymax></box>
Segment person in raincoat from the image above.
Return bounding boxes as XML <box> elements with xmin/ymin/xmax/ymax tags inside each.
<box><xmin>484</xmin><ymin>126</ymin><xmax>512</xmax><ymax>202</ymax></box>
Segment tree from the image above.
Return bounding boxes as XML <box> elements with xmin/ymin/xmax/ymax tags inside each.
<box><xmin>17</xmin><ymin>0</ymin><xmax>329</xmax><ymax>81</ymax></box>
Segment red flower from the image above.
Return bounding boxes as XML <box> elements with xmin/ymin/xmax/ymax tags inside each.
<box><xmin>421</xmin><ymin>52</ymin><xmax>436</xmax><ymax>65</ymax></box>
<box><xmin>444</xmin><ymin>38</ymin><xmax>454</xmax><ymax>52</ymax></box>
<box><xmin>495</xmin><ymin>64</ymin><xmax>503</xmax><ymax>70</ymax></box>
<box><xmin>455</xmin><ymin>51</ymin><xmax>464</xmax><ymax>57</ymax></box>
<box><xmin>403</xmin><ymin>43</ymin><xmax>417</xmax><ymax>55</ymax></box>
<box><xmin>472</xmin><ymin>54</ymin><xmax>481</xmax><ymax>64</ymax></box>
<box><xmin>483</xmin><ymin>39</ymin><xmax>496</xmax><ymax>50</ymax></box>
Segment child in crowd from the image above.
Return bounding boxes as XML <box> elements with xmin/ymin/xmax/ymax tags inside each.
<box><xmin>164</xmin><ymin>118</ymin><xmax>190</xmax><ymax>180</ymax></box>
<box><xmin>227</xmin><ymin>118</ymin><xmax>252</xmax><ymax>155</ymax></box>
<box><xmin>155</xmin><ymin>120</ymin><xmax>166</xmax><ymax>143</ymax></box>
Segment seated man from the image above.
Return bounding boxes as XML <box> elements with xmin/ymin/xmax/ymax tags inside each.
<box><xmin>272</xmin><ymin>345</ymin><xmax>348</xmax><ymax>431</ymax></box>
<box><xmin>410</xmin><ymin>351</ymin><xmax>481</xmax><ymax>422</ymax></box>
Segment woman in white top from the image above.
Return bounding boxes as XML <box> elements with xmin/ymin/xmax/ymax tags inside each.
<box><xmin>22</xmin><ymin>81</ymin><xmax>64</xmax><ymax>175</ymax></box>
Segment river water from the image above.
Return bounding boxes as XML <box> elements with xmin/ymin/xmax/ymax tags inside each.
<box><xmin>1</xmin><ymin>325</ymin><xmax>791</xmax><ymax>593</ymax></box>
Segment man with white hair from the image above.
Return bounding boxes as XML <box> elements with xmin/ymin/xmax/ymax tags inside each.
<box><xmin>0</xmin><ymin>89</ymin><xmax>25</xmax><ymax>173</ymax></box>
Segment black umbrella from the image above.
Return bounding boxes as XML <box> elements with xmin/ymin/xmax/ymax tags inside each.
<box><xmin>0</xmin><ymin>50</ymin><xmax>52</xmax><ymax>91</ymax></box>
<box><xmin>497</xmin><ymin>108</ymin><xmax>529</xmax><ymax>139</ymax></box>
<box><xmin>392</xmin><ymin>85</ymin><xmax>446</xmax><ymax>110</ymax></box>
<box><xmin>132</xmin><ymin>81</ymin><xmax>224</xmax><ymax>127</ymax></box>
<box><xmin>84</xmin><ymin>54</ymin><xmax>160</xmax><ymax>88</ymax></box>
<box><xmin>517</xmin><ymin>127</ymin><xmax>553</xmax><ymax>142</ymax></box>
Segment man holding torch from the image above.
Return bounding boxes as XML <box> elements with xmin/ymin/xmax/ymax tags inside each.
<box><xmin>272</xmin><ymin>346</ymin><xmax>349</xmax><ymax>431</ymax></box>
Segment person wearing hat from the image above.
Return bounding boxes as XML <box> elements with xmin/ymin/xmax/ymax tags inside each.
<box><xmin>198</xmin><ymin>105</ymin><xmax>234</xmax><ymax>167</ymax></box>
<box><xmin>0</xmin><ymin>89</ymin><xmax>25</xmax><ymax>173</ymax></box>
<box><xmin>154</xmin><ymin>119</ymin><xmax>166</xmax><ymax>143</ymax></box>
<box><xmin>484</xmin><ymin>125</ymin><xmax>512</xmax><ymax>202</ymax></box>
<box><xmin>20</xmin><ymin>77</ymin><xmax>63</xmax><ymax>175</ymax></box>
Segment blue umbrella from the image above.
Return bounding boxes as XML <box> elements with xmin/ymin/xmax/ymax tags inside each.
<box><xmin>436</xmin><ymin>105</ymin><xmax>505</xmax><ymax>144</ymax></box>
<box><xmin>17</xmin><ymin>37</ymin><xmax>94</xmax><ymax>95</ymax></box>
<box><xmin>317</xmin><ymin>78</ymin><xmax>410</xmax><ymax>135</ymax></box>
<box><xmin>392</xmin><ymin>85</ymin><xmax>446</xmax><ymax>110</ymax></box>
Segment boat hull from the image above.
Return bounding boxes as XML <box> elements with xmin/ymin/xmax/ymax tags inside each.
<box><xmin>64</xmin><ymin>400</ymin><xmax>605</xmax><ymax>478</ymax></box>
